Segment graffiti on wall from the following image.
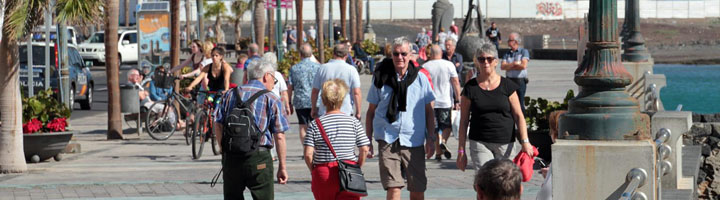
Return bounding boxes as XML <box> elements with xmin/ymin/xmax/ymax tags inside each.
<box><xmin>536</xmin><ymin>0</ymin><xmax>564</xmax><ymax>20</ymax></box>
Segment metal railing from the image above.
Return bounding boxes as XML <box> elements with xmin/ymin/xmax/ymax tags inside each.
<box><xmin>655</xmin><ymin>128</ymin><xmax>673</xmax><ymax>200</ymax></box>
<box><xmin>625</xmin><ymin>71</ymin><xmax>662</xmax><ymax>112</ymax></box>
<box><xmin>619</xmin><ymin>168</ymin><xmax>648</xmax><ymax>200</ymax></box>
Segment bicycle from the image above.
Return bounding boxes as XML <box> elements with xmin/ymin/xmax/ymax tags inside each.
<box><xmin>191</xmin><ymin>90</ymin><xmax>222</xmax><ymax>159</ymax></box>
<box><xmin>145</xmin><ymin>75</ymin><xmax>195</xmax><ymax>145</ymax></box>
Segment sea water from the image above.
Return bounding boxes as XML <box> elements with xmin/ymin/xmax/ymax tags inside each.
<box><xmin>653</xmin><ymin>64</ymin><xmax>720</xmax><ymax>114</ymax></box>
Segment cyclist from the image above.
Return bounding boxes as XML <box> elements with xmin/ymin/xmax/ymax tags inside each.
<box><xmin>184</xmin><ymin>46</ymin><xmax>234</xmax><ymax>102</ymax></box>
<box><xmin>170</xmin><ymin>40</ymin><xmax>206</xmax><ymax>75</ymax></box>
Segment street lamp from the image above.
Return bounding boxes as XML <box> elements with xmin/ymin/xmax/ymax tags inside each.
<box><xmin>558</xmin><ymin>0</ymin><xmax>650</xmax><ymax>140</ymax></box>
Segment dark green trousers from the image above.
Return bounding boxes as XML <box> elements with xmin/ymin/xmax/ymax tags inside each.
<box><xmin>223</xmin><ymin>150</ymin><xmax>273</xmax><ymax>200</ymax></box>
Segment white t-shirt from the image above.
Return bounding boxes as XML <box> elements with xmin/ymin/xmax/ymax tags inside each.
<box><xmin>272</xmin><ymin>71</ymin><xmax>288</xmax><ymax>97</ymax></box>
<box><xmin>422</xmin><ymin>59</ymin><xmax>458</xmax><ymax>108</ymax></box>
<box><xmin>200</xmin><ymin>58</ymin><xmax>213</xmax><ymax>68</ymax></box>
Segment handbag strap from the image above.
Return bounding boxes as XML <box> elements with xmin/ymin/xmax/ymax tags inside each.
<box><xmin>315</xmin><ymin>118</ymin><xmax>338</xmax><ymax>159</ymax></box>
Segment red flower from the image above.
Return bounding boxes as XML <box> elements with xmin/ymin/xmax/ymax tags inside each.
<box><xmin>23</xmin><ymin>118</ymin><xmax>42</xmax><ymax>134</ymax></box>
<box><xmin>46</xmin><ymin>118</ymin><xmax>68</xmax><ymax>132</ymax></box>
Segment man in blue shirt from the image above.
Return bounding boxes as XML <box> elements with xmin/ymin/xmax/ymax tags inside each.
<box><xmin>501</xmin><ymin>32</ymin><xmax>530</xmax><ymax>114</ymax></box>
<box><xmin>366</xmin><ymin>37</ymin><xmax>437</xmax><ymax>200</ymax></box>
<box><xmin>242</xmin><ymin>43</ymin><xmax>262</xmax><ymax>84</ymax></box>
<box><xmin>310</xmin><ymin>43</ymin><xmax>362</xmax><ymax>120</ymax></box>
<box><xmin>288</xmin><ymin>43</ymin><xmax>320</xmax><ymax>146</ymax></box>
<box><xmin>214</xmin><ymin>60</ymin><xmax>290</xmax><ymax>199</ymax></box>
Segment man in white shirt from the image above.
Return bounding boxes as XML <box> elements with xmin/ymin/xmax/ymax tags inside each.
<box><xmin>310</xmin><ymin>43</ymin><xmax>362</xmax><ymax>120</ymax></box>
<box><xmin>422</xmin><ymin>44</ymin><xmax>461</xmax><ymax>161</ymax></box>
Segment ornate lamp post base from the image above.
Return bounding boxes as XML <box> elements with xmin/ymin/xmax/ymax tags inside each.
<box><xmin>559</xmin><ymin>0</ymin><xmax>650</xmax><ymax>140</ymax></box>
<box><xmin>622</xmin><ymin>32</ymin><xmax>651</xmax><ymax>62</ymax></box>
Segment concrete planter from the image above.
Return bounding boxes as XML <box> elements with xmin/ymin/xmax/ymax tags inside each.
<box><xmin>23</xmin><ymin>131</ymin><xmax>74</xmax><ymax>163</ymax></box>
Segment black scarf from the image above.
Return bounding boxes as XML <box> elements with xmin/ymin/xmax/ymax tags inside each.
<box><xmin>373</xmin><ymin>58</ymin><xmax>420</xmax><ymax>123</ymax></box>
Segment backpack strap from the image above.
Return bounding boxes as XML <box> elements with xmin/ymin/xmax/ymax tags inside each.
<box><xmin>242</xmin><ymin>89</ymin><xmax>271</xmax><ymax>107</ymax></box>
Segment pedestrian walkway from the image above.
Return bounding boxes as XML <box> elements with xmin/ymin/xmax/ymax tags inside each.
<box><xmin>0</xmin><ymin>60</ymin><xmax>580</xmax><ymax>199</ymax></box>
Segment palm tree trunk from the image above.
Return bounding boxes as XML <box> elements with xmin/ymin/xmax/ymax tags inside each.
<box><xmin>356</xmin><ymin>0</ymin><xmax>363</xmax><ymax>41</ymax></box>
<box><xmin>268</xmin><ymin>8</ymin><xmax>274</xmax><ymax>52</ymax></box>
<box><xmin>235</xmin><ymin>18</ymin><xmax>242</xmax><ymax>49</ymax></box>
<box><xmin>295</xmin><ymin>0</ymin><xmax>303</xmax><ymax>49</ymax></box>
<box><xmin>349</xmin><ymin>0</ymin><xmax>356</xmax><ymax>43</ymax></box>
<box><xmin>185</xmin><ymin>0</ymin><xmax>193</xmax><ymax>40</ymax></box>
<box><xmin>254</xmin><ymin>0</ymin><xmax>266</xmax><ymax>54</ymax></box>
<box><xmin>171</xmin><ymin>0</ymin><xmax>180</xmax><ymax>67</ymax></box>
<box><xmin>339</xmin><ymin>0</ymin><xmax>347</xmax><ymax>40</ymax></box>
<box><xmin>315</xmin><ymin>0</ymin><xmax>324</xmax><ymax>62</ymax></box>
<box><xmin>124</xmin><ymin>0</ymin><xmax>129</xmax><ymax>27</ymax></box>
<box><xmin>105</xmin><ymin>0</ymin><xmax>123</xmax><ymax>140</ymax></box>
<box><xmin>215</xmin><ymin>15</ymin><xmax>223</xmax><ymax>44</ymax></box>
<box><xmin>0</xmin><ymin>35</ymin><xmax>28</xmax><ymax>173</ymax></box>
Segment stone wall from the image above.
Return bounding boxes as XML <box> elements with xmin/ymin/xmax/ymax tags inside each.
<box><xmin>683</xmin><ymin>113</ymin><xmax>720</xmax><ymax>199</ymax></box>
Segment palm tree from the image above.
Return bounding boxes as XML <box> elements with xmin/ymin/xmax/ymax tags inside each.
<box><xmin>339</xmin><ymin>0</ymin><xmax>346</xmax><ymax>39</ymax></box>
<box><xmin>204</xmin><ymin>1</ymin><xmax>227</xmax><ymax>44</ymax></box>
<box><xmin>268</xmin><ymin>7</ymin><xmax>274</xmax><ymax>52</ymax></box>
<box><xmin>295</xmin><ymin>0</ymin><xmax>302</xmax><ymax>50</ymax></box>
<box><xmin>315</xmin><ymin>0</ymin><xmax>324</xmax><ymax>61</ymax></box>
<box><xmin>0</xmin><ymin>0</ymin><xmax>103</xmax><ymax>173</ymax></box>
<box><xmin>105</xmin><ymin>0</ymin><xmax>123</xmax><ymax>140</ymax></box>
<box><xmin>253</xmin><ymin>0</ymin><xmax>266</xmax><ymax>54</ymax></box>
<box><xmin>171</xmin><ymin>0</ymin><xmax>180</xmax><ymax>67</ymax></box>
<box><xmin>349</xmin><ymin>0</ymin><xmax>356</xmax><ymax>42</ymax></box>
<box><xmin>356</xmin><ymin>0</ymin><xmax>363</xmax><ymax>41</ymax></box>
<box><xmin>185</xmin><ymin>0</ymin><xmax>193</xmax><ymax>40</ymax></box>
<box><xmin>124</xmin><ymin>0</ymin><xmax>129</xmax><ymax>26</ymax></box>
<box><xmin>230</xmin><ymin>0</ymin><xmax>251</xmax><ymax>49</ymax></box>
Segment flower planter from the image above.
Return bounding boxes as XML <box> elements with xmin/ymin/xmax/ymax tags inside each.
<box><xmin>23</xmin><ymin>131</ymin><xmax>74</xmax><ymax>163</ymax></box>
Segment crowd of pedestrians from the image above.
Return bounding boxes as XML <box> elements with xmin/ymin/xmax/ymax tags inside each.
<box><xmin>134</xmin><ymin>20</ymin><xmax>538</xmax><ymax>199</ymax></box>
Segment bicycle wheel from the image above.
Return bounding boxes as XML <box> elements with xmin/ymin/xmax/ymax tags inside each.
<box><xmin>184</xmin><ymin>116</ymin><xmax>192</xmax><ymax>146</ymax></box>
<box><xmin>145</xmin><ymin>101</ymin><xmax>177</xmax><ymax>140</ymax></box>
<box><xmin>191</xmin><ymin>110</ymin><xmax>207</xmax><ymax>159</ymax></box>
<box><xmin>210</xmin><ymin>130</ymin><xmax>221</xmax><ymax>155</ymax></box>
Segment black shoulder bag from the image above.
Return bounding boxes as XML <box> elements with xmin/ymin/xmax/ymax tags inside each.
<box><xmin>315</xmin><ymin>118</ymin><xmax>368</xmax><ymax>197</ymax></box>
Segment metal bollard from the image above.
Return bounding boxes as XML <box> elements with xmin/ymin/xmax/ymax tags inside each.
<box><xmin>619</xmin><ymin>168</ymin><xmax>647</xmax><ymax>200</ymax></box>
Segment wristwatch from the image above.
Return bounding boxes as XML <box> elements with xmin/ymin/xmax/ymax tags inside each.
<box><xmin>520</xmin><ymin>139</ymin><xmax>530</xmax><ymax>144</ymax></box>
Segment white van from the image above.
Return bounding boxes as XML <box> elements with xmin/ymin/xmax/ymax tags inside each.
<box><xmin>78</xmin><ymin>29</ymin><xmax>139</xmax><ymax>65</ymax></box>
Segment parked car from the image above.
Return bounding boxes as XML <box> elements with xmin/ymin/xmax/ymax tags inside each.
<box><xmin>19</xmin><ymin>42</ymin><xmax>94</xmax><ymax>110</ymax></box>
<box><xmin>78</xmin><ymin>29</ymin><xmax>138</xmax><ymax>66</ymax></box>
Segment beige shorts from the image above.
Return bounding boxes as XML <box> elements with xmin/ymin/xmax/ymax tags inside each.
<box><xmin>468</xmin><ymin>140</ymin><xmax>519</xmax><ymax>171</ymax></box>
<box><xmin>377</xmin><ymin>140</ymin><xmax>427</xmax><ymax>192</ymax></box>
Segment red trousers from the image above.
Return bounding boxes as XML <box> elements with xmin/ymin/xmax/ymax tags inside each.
<box><xmin>311</xmin><ymin>161</ymin><xmax>361</xmax><ymax>200</ymax></box>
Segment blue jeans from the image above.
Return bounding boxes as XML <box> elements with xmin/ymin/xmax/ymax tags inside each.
<box><xmin>507</xmin><ymin>78</ymin><xmax>527</xmax><ymax>114</ymax></box>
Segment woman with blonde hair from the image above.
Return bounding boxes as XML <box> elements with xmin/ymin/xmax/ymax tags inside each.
<box><xmin>304</xmin><ymin>79</ymin><xmax>370</xmax><ymax>200</ymax></box>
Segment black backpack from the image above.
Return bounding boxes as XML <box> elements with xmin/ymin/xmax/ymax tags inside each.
<box><xmin>222</xmin><ymin>88</ymin><xmax>271</xmax><ymax>156</ymax></box>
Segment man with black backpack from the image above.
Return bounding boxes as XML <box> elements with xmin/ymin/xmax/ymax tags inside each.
<box><xmin>214</xmin><ymin>60</ymin><xmax>290</xmax><ymax>199</ymax></box>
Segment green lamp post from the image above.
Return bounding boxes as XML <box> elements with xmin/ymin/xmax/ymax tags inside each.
<box><xmin>558</xmin><ymin>0</ymin><xmax>650</xmax><ymax>140</ymax></box>
<box><xmin>276</xmin><ymin>0</ymin><xmax>284</xmax><ymax>62</ymax></box>
<box><xmin>621</xmin><ymin>0</ymin><xmax>651</xmax><ymax>62</ymax></box>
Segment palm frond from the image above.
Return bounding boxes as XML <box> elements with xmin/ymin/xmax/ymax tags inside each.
<box><xmin>204</xmin><ymin>1</ymin><xmax>227</xmax><ymax>19</ymax></box>
<box><xmin>55</xmin><ymin>0</ymin><xmax>104</xmax><ymax>26</ymax></box>
<box><xmin>4</xmin><ymin>0</ymin><xmax>49</xmax><ymax>41</ymax></box>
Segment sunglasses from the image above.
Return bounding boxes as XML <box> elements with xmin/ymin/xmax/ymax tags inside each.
<box><xmin>392</xmin><ymin>52</ymin><xmax>409</xmax><ymax>57</ymax></box>
<box><xmin>267</xmin><ymin>73</ymin><xmax>278</xmax><ymax>84</ymax></box>
<box><xmin>476</xmin><ymin>56</ymin><xmax>496</xmax><ymax>63</ymax></box>
<box><xmin>508</xmin><ymin>39</ymin><xmax>517</xmax><ymax>43</ymax></box>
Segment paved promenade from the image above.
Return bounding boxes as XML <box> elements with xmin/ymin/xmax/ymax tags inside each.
<box><xmin>0</xmin><ymin>60</ymin><xmax>579</xmax><ymax>199</ymax></box>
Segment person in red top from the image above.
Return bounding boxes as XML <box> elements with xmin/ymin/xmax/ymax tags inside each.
<box><xmin>410</xmin><ymin>44</ymin><xmax>433</xmax><ymax>89</ymax></box>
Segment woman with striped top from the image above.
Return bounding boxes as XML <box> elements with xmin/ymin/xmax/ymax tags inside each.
<box><xmin>304</xmin><ymin>79</ymin><xmax>371</xmax><ymax>200</ymax></box>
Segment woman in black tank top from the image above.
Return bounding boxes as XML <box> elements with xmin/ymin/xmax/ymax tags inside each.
<box><xmin>184</xmin><ymin>47</ymin><xmax>234</xmax><ymax>93</ymax></box>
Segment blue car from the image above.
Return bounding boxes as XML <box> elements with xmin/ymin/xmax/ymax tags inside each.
<box><xmin>19</xmin><ymin>43</ymin><xmax>94</xmax><ymax>110</ymax></box>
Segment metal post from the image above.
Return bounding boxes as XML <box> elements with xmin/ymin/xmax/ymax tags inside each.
<box><xmin>413</xmin><ymin>0</ymin><xmax>416</xmax><ymax>20</ymax></box>
<box><xmin>276</xmin><ymin>0</ymin><xmax>283</xmax><ymax>62</ymax></box>
<box><xmin>329</xmin><ymin>0</ymin><xmax>334</xmax><ymax>45</ymax></box>
<box><xmin>197</xmin><ymin>0</ymin><xmax>204</xmax><ymax>41</ymax></box>
<box><xmin>621</xmin><ymin>0</ymin><xmax>651</xmax><ymax>62</ymax></box>
<box><xmin>558</xmin><ymin>0</ymin><xmax>650</xmax><ymax>140</ymax></box>
<box><xmin>58</xmin><ymin>23</ymin><xmax>71</xmax><ymax>109</ymax></box>
<box><xmin>365</xmin><ymin>0</ymin><xmax>374</xmax><ymax>34</ymax></box>
<box><xmin>27</xmin><ymin>36</ymin><xmax>34</xmax><ymax>97</ymax></box>
<box><xmin>45</xmin><ymin>3</ymin><xmax>51</xmax><ymax>92</ymax></box>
